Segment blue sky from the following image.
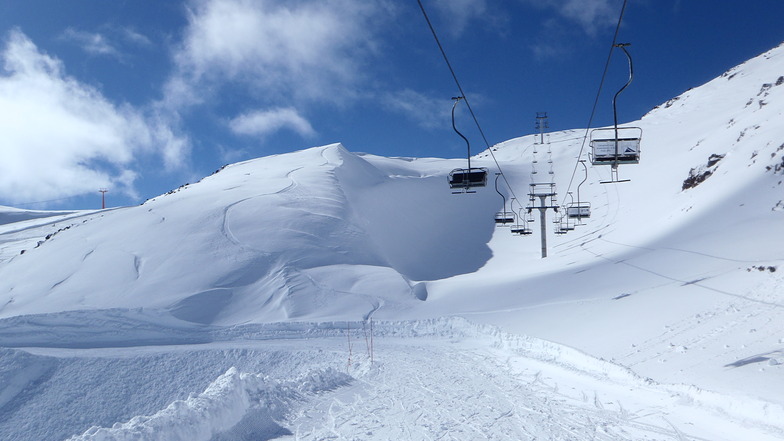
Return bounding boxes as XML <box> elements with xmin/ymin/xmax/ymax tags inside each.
<box><xmin>1</xmin><ymin>0</ymin><xmax>782</xmax><ymax>210</ymax></box>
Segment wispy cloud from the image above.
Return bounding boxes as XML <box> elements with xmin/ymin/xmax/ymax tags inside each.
<box><xmin>61</xmin><ymin>28</ymin><xmax>121</xmax><ymax>58</ymax></box>
<box><xmin>432</xmin><ymin>0</ymin><xmax>489</xmax><ymax>37</ymax></box>
<box><xmin>555</xmin><ymin>0</ymin><xmax>617</xmax><ymax>34</ymax></box>
<box><xmin>519</xmin><ymin>0</ymin><xmax>620</xmax><ymax>60</ymax></box>
<box><xmin>524</xmin><ymin>0</ymin><xmax>618</xmax><ymax>36</ymax></box>
<box><xmin>0</xmin><ymin>29</ymin><xmax>188</xmax><ymax>205</ymax></box>
<box><xmin>60</xmin><ymin>26</ymin><xmax>154</xmax><ymax>64</ymax></box>
<box><xmin>382</xmin><ymin>89</ymin><xmax>452</xmax><ymax>129</ymax></box>
<box><xmin>120</xmin><ymin>27</ymin><xmax>153</xmax><ymax>47</ymax></box>
<box><xmin>228</xmin><ymin>108</ymin><xmax>316</xmax><ymax>138</ymax></box>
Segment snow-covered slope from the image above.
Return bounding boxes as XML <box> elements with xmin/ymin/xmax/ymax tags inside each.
<box><xmin>0</xmin><ymin>144</ymin><xmax>499</xmax><ymax>324</ymax></box>
<box><xmin>426</xmin><ymin>42</ymin><xmax>784</xmax><ymax>402</ymax></box>
<box><xmin>1</xmin><ymin>43</ymin><xmax>784</xmax><ymax>440</ymax></box>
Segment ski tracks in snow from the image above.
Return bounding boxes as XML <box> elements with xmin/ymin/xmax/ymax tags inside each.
<box><xmin>220</xmin><ymin>166</ymin><xmax>303</xmax><ymax>251</ymax></box>
<box><xmin>36</xmin><ymin>317</ymin><xmax>784</xmax><ymax>441</ymax></box>
<box><xmin>283</xmin><ymin>338</ymin><xmax>732</xmax><ymax>441</ymax></box>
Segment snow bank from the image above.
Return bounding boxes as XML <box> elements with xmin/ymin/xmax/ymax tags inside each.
<box><xmin>0</xmin><ymin>309</ymin><xmax>212</xmax><ymax>348</ymax></box>
<box><xmin>67</xmin><ymin>367</ymin><xmax>351</xmax><ymax>441</ymax></box>
<box><xmin>0</xmin><ymin>206</ymin><xmax>78</xmax><ymax>226</ymax></box>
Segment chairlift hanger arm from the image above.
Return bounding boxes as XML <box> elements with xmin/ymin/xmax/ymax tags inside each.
<box><xmin>559</xmin><ymin>0</ymin><xmax>629</xmax><ymax>204</ymax></box>
<box><xmin>494</xmin><ymin>173</ymin><xmax>506</xmax><ymax>211</ymax></box>
<box><xmin>451</xmin><ymin>96</ymin><xmax>472</xmax><ymax>169</ymax></box>
<box><xmin>577</xmin><ymin>160</ymin><xmax>588</xmax><ymax>203</ymax></box>
<box><xmin>612</xmin><ymin>43</ymin><xmax>634</xmax><ymax>132</ymax></box>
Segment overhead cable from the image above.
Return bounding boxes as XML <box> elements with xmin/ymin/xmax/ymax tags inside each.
<box><xmin>416</xmin><ymin>0</ymin><xmax>522</xmax><ymax>208</ymax></box>
<box><xmin>561</xmin><ymin>0</ymin><xmax>629</xmax><ymax>205</ymax></box>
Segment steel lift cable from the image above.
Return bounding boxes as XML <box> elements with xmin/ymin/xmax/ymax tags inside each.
<box><xmin>561</xmin><ymin>0</ymin><xmax>629</xmax><ymax>206</ymax></box>
<box><xmin>416</xmin><ymin>0</ymin><xmax>523</xmax><ymax>209</ymax></box>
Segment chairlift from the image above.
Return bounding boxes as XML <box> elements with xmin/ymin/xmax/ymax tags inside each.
<box><xmin>555</xmin><ymin>215</ymin><xmax>574</xmax><ymax>233</ymax></box>
<box><xmin>448</xmin><ymin>96</ymin><xmax>488</xmax><ymax>193</ymax></box>
<box><xmin>511</xmin><ymin>208</ymin><xmax>533</xmax><ymax>235</ymax></box>
<box><xmin>493</xmin><ymin>174</ymin><xmax>515</xmax><ymax>225</ymax></box>
<box><xmin>570</xmin><ymin>160</ymin><xmax>592</xmax><ymax>221</ymax></box>
<box><xmin>495</xmin><ymin>211</ymin><xmax>515</xmax><ymax>225</ymax></box>
<box><xmin>589</xmin><ymin>43</ymin><xmax>641</xmax><ymax>184</ymax></box>
<box><xmin>449</xmin><ymin>168</ymin><xmax>488</xmax><ymax>192</ymax></box>
<box><xmin>566</xmin><ymin>203</ymin><xmax>592</xmax><ymax>219</ymax></box>
<box><xmin>590</xmin><ymin>127</ymin><xmax>642</xmax><ymax>166</ymax></box>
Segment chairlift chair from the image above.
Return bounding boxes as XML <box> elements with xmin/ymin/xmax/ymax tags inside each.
<box><xmin>559</xmin><ymin>211</ymin><xmax>575</xmax><ymax>231</ymax></box>
<box><xmin>589</xmin><ymin>127</ymin><xmax>642</xmax><ymax>166</ymax></box>
<box><xmin>494</xmin><ymin>210</ymin><xmax>515</xmax><ymax>225</ymax></box>
<box><xmin>449</xmin><ymin>168</ymin><xmax>489</xmax><ymax>192</ymax></box>
<box><xmin>511</xmin><ymin>225</ymin><xmax>533</xmax><ymax>235</ymax></box>
<box><xmin>589</xmin><ymin>43</ymin><xmax>642</xmax><ymax>184</ymax></box>
<box><xmin>448</xmin><ymin>96</ymin><xmax>487</xmax><ymax>193</ymax></box>
<box><xmin>566</xmin><ymin>203</ymin><xmax>591</xmax><ymax>219</ymax></box>
<box><xmin>493</xmin><ymin>173</ymin><xmax>515</xmax><ymax>225</ymax></box>
<box><xmin>570</xmin><ymin>160</ymin><xmax>592</xmax><ymax>222</ymax></box>
<box><xmin>510</xmin><ymin>208</ymin><xmax>532</xmax><ymax>235</ymax></box>
<box><xmin>555</xmin><ymin>219</ymin><xmax>573</xmax><ymax>233</ymax></box>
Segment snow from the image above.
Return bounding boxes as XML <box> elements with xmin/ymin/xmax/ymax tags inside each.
<box><xmin>2</xmin><ymin>43</ymin><xmax>784</xmax><ymax>440</ymax></box>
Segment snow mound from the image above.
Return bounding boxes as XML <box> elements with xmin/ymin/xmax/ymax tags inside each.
<box><xmin>67</xmin><ymin>366</ymin><xmax>351</xmax><ymax>441</ymax></box>
<box><xmin>0</xmin><ymin>143</ymin><xmax>496</xmax><ymax>324</ymax></box>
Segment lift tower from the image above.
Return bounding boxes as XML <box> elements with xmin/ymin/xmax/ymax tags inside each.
<box><xmin>535</xmin><ymin>112</ymin><xmax>549</xmax><ymax>145</ymax></box>
<box><xmin>99</xmin><ymin>188</ymin><xmax>108</xmax><ymax>209</ymax></box>
<box><xmin>528</xmin><ymin>183</ymin><xmax>558</xmax><ymax>258</ymax></box>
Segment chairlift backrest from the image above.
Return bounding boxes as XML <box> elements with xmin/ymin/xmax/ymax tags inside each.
<box><xmin>449</xmin><ymin>167</ymin><xmax>488</xmax><ymax>189</ymax></box>
<box><xmin>566</xmin><ymin>203</ymin><xmax>591</xmax><ymax>219</ymax></box>
<box><xmin>494</xmin><ymin>211</ymin><xmax>515</xmax><ymax>225</ymax></box>
<box><xmin>589</xmin><ymin>127</ymin><xmax>642</xmax><ymax>165</ymax></box>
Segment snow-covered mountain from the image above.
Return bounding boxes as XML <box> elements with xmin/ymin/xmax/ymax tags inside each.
<box><xmin>1</xmin><ymin>43</ymin><xmax>784</xmax><ymax>440</ymax></box>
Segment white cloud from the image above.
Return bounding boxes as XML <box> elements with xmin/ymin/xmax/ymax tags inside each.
<box><xmin>527</xmin><ymin>0</ymin><xmax>618</xmax><ymax>35</ymax></box>
<box><xmin>0</xmin><ymin>29</ymin><xmax>189</xmax><ymax>205</ymax></box>
<box><xmin>151</xmin><ymin>117</ymin><xmax>192</xmax><ymax>171</ymax></box>
<box><xmin>120</xmin><ymin>27</ymin><xmax>153</xmax><ymax>47</ymax></box>
<box><xmin>216</xmin><ymin>144</ymin><xmax>249</xmax><ymax>165</ymax></box>
<box><xmin>61</xmin><ymin>26</ymin><xmax>154</xmax><ymax>62</ymax></box>
<box><xmin>165</xmin><ymin>0</ymin><xmax>385</xmax><ymax>110</ymax></box>
<box><xmin>558</xmin><ymin>0</ymin><xmax>617</xmax><ymax>33</ymax></box>
<box><xmin>433</xmin><ymin>0</ymin><xmax>489</xmax><ymax>37</ymax></box>
<box><xmin>229</xmin><ymin>108</ymin><xmax>315</xmax><ymax>138</ymax></box>
<box><xmin>382</xmin><ymin>89</ymin><xmax>452</xmax><ymax>129</ymax></box>
<box><xmin>61</xmin><ymin>28</ymin><xmax>122</xmax><ymax>58</ymax></box>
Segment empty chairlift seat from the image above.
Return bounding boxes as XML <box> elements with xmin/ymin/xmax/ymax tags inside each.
<box><xmin>566</xmin><ymin>203</ymin><xmax>591</xmax><ymax>219</ymax></box>
<box><xmin>590</xmin><ymin>127</ymin><xmax>642</xmax><ymax>165</ymax></box>
<box><xmin>448</xmin><ymin>167</ymin><xmax>489</xmax><ymax>190</ymax></box>
<box><xmin>494</xmin><ymin>210</ymin><xmax>515</xmax><ymax>225</ymax></box>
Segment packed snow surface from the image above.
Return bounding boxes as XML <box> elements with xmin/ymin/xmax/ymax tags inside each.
<box><xmin>2</xmin><ymin>44</ymin><xmax>784</xmax><ymax>440</ymax></box>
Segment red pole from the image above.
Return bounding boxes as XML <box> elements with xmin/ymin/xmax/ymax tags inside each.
<box><xmin>99</xmin><ymin>189</ymin><xmax>108</xmax><ymax>209</ymax></box>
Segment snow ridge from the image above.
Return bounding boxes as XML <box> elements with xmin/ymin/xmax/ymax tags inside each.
<box><xmin>67</xmin><ymin>367</ymin><xmax>351</xmax><ymax>441</ymax></box>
